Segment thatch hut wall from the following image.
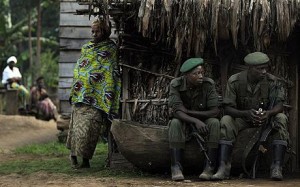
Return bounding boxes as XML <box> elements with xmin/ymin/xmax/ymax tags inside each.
<box><xmin>113</xmin><ymin>0</ymin><xmax>300</xmax><ymax>171</ymax></box>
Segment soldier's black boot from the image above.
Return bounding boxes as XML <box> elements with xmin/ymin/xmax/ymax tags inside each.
<box><xmin>270</xmin><ymin>140</ymin><xmax>287</xmax><ymax>181</ymax></box>
<box><xmin>170</xmin><ymin>148</ymin><xmax>184</xmax><ymax>181</ymax></box>
<box><xmin>212</xmin><ymin>141</ymin><xmax>233</xmax><ymax>180</ymax></box>
<box><xmin>199</xmin><ymin>148</ymin><xmax>218</xmax><ymax>180</ymax></box>
<box><xmin>80</xmin><ymin>157</ymin><xmax>91</xmax><ymax>168</ymax></box>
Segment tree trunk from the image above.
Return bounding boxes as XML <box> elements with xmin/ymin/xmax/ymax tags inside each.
<box><xmin>28</xmin><ymin>11</ymin><xmax>33</xmax><ymax>85</ymax></box>
<box><xmin>35</xmin><ymin>0</ymin><xmax>41</xmax><ymax>81</ymax></box>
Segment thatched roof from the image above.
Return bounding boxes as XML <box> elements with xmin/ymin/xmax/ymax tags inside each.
<box><xmin>137</xmin><ymin>0</ymin><xmax>300</xmax><ymax>59</ymax></box>
<box><xmin>77</xmin><ymin>0</ymin><xmax>300</xmax><ymax>61</ymax></box>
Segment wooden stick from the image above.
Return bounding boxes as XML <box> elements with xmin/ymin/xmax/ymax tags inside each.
<box><xmin>120</xmin><ymin>99</ymin><xmax>168</xmax><ymax>103</ymax></box>
<box><xmin>119</xmin><ymin>63</ymin><xmax>175</xmax><ymax>79</ymax></box>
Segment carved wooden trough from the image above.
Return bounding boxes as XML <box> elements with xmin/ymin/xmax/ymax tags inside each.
<box><xmin>111</xmin><ymin>119</ymin><xmax>282</xmax><ymax>175</ymax></box>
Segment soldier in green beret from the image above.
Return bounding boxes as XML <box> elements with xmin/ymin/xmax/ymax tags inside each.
<box><xmin>212</xmin><ymin>52</ymin><xmax>289</xmax><ymax>181</ymax></box>
<box><xmin>168</xmin><ymin>58</ymin><xmax>220</xmax><ymax>181</ymax></box>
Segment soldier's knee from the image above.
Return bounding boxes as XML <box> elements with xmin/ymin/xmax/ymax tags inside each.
<box><xmin>274</xmin><ymin>113</ymin><xmax>288</xmax><ymax>124</ymax></box>
<box><xmin>207</xmin><ymin>117</ymin><xmax>220</xmax><ymax>125</ymax></box>
<box><xmin>169</xmin><ymin>118</ymin><xmax>183</xmax><ymax>129</ymax></box>
<box><xmin>220</xmin><ymin>115</ymin><xmax>233</xmax><ymax>127</ymax></box>
<box><xmin>206</xmin><ymin>118</ymin><xmax>220</xmax><ymax>131</ymax></box>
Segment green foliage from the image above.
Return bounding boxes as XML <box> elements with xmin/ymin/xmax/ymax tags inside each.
<box><xmin>0</xmin><ymin>0</ymin><xmax>9</xmax><ymax>33</ymax></box>
<box><xmin>22</xmin><ymin>49</ymin><xmax>58</xmax><ymax>88</ymax></box>
<box><xmin>42</xmin><ymin>0</ymin><xmax>59</xmax><ymax>41</ymax></box>
<box><xmin>40</xmin><ymin>50</ymin><xmax>58</xmax><ymax>88</ymax></box>
<box><xmin>0</xmin><ymin>0</ymin><xmax>59</xmax><ymax>87</ymax></box>
<box><xmin>0</xmin><ymin>141</ymin><xmax>152</xmax><ymax>178</ymax></box>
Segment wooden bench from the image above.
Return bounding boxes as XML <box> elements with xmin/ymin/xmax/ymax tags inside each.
<box><xmin>0</xmin><ymin>86</ymin><xmax>19</xmax><ymax>115</ymax></box>
<box><xmin>0</xmin><ymin>86</ymin><xmax>5</xmax><ymax>114</ymax></box>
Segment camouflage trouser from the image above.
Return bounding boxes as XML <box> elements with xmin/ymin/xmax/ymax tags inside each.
<box><xmin>168</xmin><ymin>118</ymin><xmax>220</xmax><ymax>149</ymax></box>
<box><xmin>66</xmin><ymin>103</ymin><xmax>110</xmax><ymax>159</ymax></box>
<box><xmin>220</xmin><ymin>113</ymin><xmax>289</xmax><ymax>142</ymax></box>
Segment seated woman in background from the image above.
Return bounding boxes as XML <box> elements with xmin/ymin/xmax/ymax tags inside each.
<box><xmin>2</xmin><ymin>56</ymin><xmax>29</xmax><ymax>108</ymax></box>
<box><xmin>30</xmin><ymin>76</ymin><xmax>58</xmax><ymax>121</ymax></box>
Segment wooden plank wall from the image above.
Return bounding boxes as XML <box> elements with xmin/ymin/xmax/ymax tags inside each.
<box><xmin>59</xmin><ymin>0</ymin><xmax>118</xmax><ymax>114</ymax></box>
<box><xmin>59</xmin><ymin>0</ymin><xmax>91</xmax><ymax>114</ymax></box>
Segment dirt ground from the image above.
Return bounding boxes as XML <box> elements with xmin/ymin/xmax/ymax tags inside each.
<box><xmin>0</xmin><ymin>114</ymin><xmax>299</xmax><ymax>187</ymax></box>
<box><xmin>0</xmin><ymin>115</ymin><xmax>58</xmax><ymax>152</ymax></box>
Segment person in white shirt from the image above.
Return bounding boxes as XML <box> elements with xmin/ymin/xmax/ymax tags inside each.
<box><xmin>2</xmin><ymin>56</ymin><xmax>29</xmax><ymax>106</ymax></box>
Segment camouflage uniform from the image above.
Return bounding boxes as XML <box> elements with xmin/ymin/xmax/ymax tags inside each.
<box><xmin>220</xmin><ymin>70</ymin><xmax>289</xmax><ymax>142</ymax></box>
<box><xmin>168</xmin><ymin>76</ymin><xmax>220</xmax><ymax>149</ymax></box>
<box><xmin>212</xmin><ymin>52</ymin><xmax>289</xmax><ymax>181</ymax></box>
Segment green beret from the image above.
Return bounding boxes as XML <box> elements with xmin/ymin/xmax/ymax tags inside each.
<box><xmin>180</xmin><ymin>58</ymin><xmax>204</xmax><ymax>73</ymax></box>
<box><xmin>244</xmin><ymin>52</ymin><xmax>269</xmax><ymax>65</ymax></box>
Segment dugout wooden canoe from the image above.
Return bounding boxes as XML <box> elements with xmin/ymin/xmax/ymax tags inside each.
<box><xmin>111</xmin><ymin>119</ymin><xmax>277</xmax><ymax>175</ymax></box>
<box><xmin>111</xmin><ymin>119</ymin><xmax>205</xmax><ymax>173</ymax></box>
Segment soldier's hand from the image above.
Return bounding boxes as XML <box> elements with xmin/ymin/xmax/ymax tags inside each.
<box><xmin>257</xmin><ymin>110</ymin><xmax>270</xmax><ymax>124</ymax></box>
<box><xmin>249</xmin><ymin>109</ymin><xmax>261</xmax><ymax>125</ymax></box>
<box><xmin>195</xmin><ymin>120</ymin><xmax>208</xmax><ymax>135</ymax></box>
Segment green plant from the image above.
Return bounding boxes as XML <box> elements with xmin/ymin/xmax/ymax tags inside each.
<box><xmin>40</xmin><ymin>49</ymin><xmax>58</xmax><ymax>88</ymax></box>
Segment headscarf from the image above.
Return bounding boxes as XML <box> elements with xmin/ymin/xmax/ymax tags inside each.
<box><xmin>92</xmin><ymin>18</ymin><xmax>111</xmax><ymax>39</ymax></box>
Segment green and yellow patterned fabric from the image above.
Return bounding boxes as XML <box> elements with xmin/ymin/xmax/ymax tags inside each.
<box><xmin>69</xmin><ymin>39</ymin><xmax>121</xmax><ymax>118</ymax></box>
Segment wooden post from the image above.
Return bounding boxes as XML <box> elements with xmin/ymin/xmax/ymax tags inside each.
<box><xmin>121</xmin><ymin>67</ymin><xmax>131</xmax><ymax>120</ymax></box>
<box><xmin>5</xmin><ymin>90</ymin><xmax>19</xmax><ymax>115</ymax></box>
<box><xmin>289</xmin><ymin>55</ymin><xmax>299</xmax><ymax>172</ymax></box>
<box><xmin>220</xmin><ymin>60</ymin><xmax>229</xmax><ymax>96</ymax></box>
<box><xmin>107</xmin><ymin>131</ymin><xmax>114</xmax><ymax>167</ymax></box>
<box><xmin>217</xmin><ymin>40</ymin><xmax>236</xmax><ymax>96</ymax></box>
<box><xmin>294</xmin><ymin>62</ymin><xmax>299</xmax><ymax>171</ymax></box>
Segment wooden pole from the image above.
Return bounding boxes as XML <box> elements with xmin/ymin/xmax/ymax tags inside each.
<box><xmin>119</xmin><ymin>63</ymin><xmax>175</xmax><ymax>79</ymax></box>
<box><xmin>35</xmin><ymin>0</ymin><xmax>41</xmax><ymax>80</ymax></box>
<box><xmin>289</xmin><ymin>54</ymin><xmax>299</xmax><ymax>172</ymax></box>
<box><xmin>121</xmin><ymin>67</ymin><xmax>131</xmax><ymax>120</ymax></box>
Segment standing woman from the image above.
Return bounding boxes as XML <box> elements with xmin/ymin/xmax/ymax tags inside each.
<box><xmin>66</xmin><ymin>18</ymin><xmax>121</xmax><ymax>169</ymax></box>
